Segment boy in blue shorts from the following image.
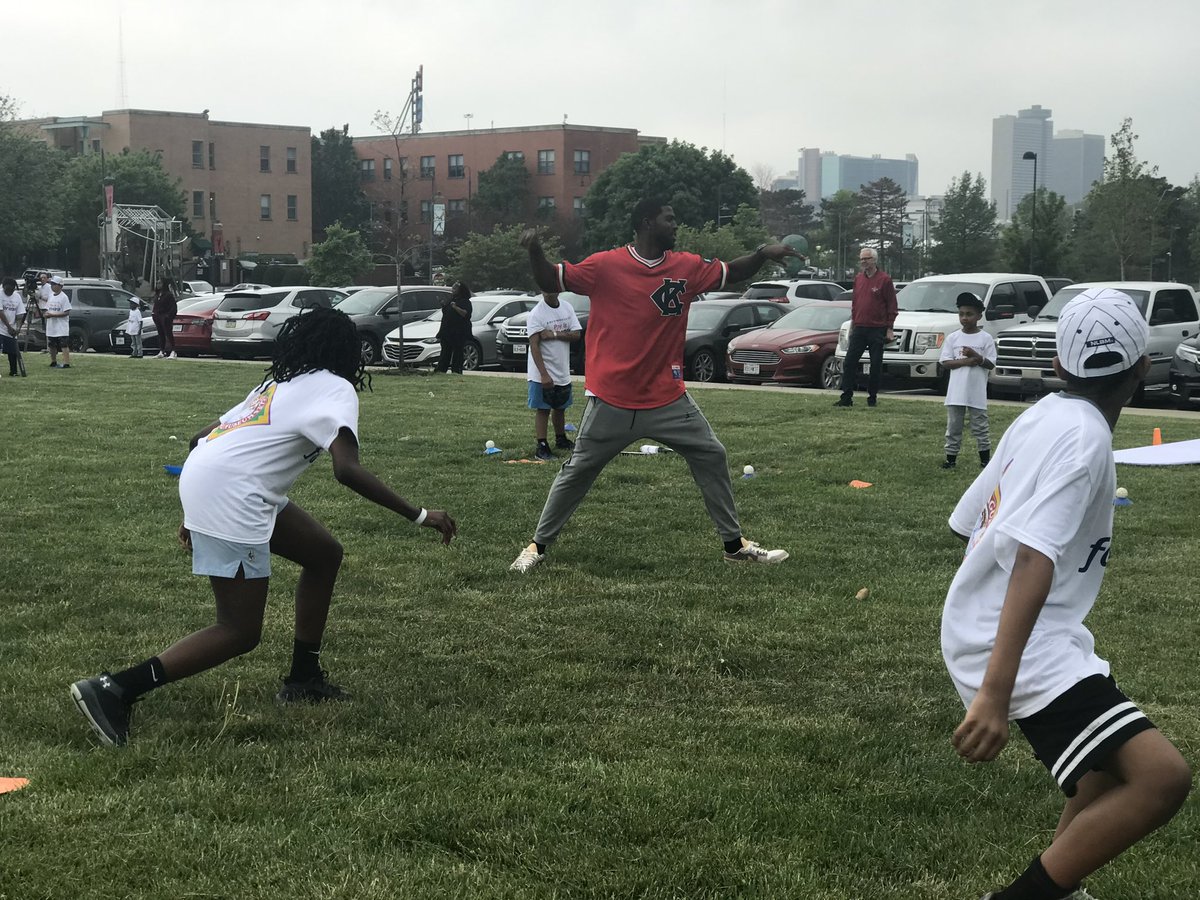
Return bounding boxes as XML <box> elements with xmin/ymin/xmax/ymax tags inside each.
<box><xmin>70</xmin><ymin>307</ymin><xmax>457</xmax><ymax>746</ymax></box>
<box><xmin>526</xmin><ymin>291</ymin><xmax>581</xmax><ymax>461</ymax></box>
<box><xmin>942</xmin><ymin>288</ymin><xmax>1191</xmax><ymax>899</ymax></box>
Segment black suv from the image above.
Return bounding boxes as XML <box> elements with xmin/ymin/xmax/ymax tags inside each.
<box><xmin>334</xmin><ymin>285</ymin><xmax>453</xmax><ymax>365</ymax></box>
<box><xmin>27</xmin><ymin>279</ymin><xmax>144</xmax><ymax>352</ymax></box>
<box><xmin>496</xmin><ymin>293</ymin><xmax>590</xmax><ymax>374</ymax></box>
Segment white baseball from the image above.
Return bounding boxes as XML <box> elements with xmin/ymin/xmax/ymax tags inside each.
<box><xmin>485</xmin><ymin>440</ymin><xmax>495</xmax><ymax>449</ymax></box>
<box><xmin>1115</xmin><ymin>487</ymin><xmax>1128</xmax><ymax>499</ymax></box>
<box><xmin>743</xmin><ymin>465</ymin><xmax>755</xmax><ymax>475</ymax></box>
<box><xmin>169</xmin><ymin>435</ymin><xmax>178</xmax><ymax>441</ymax></box>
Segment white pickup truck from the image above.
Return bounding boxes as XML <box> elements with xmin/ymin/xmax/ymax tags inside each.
<box><xmin>835</xmin><ymin>273</ymin><xmax>1050</xmax><ymax>391</ymax></box>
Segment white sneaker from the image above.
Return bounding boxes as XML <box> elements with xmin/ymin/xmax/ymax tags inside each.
<box><xmin>509</xmin><ymin>543</ymin><xmax>545</xmax><ymax>574</ymax></box>
<box><xmin>153</xmin><ymin>352</ymin><xmax>165</xmax><ymax>359</ymax></box>
<box><xmin>168</xmin><ymin>351</ymin><xmax>178</xmax><ymax>359</ymax></box>
<box><xmin>724</xmin><ymin>538</ymin><xmax>789</xmax><ymax>564</ymax></box>
<box><xmin>1071</xmin><ymin>890</ymin><xmax>1099</xmax><ymax>900</ymax></box>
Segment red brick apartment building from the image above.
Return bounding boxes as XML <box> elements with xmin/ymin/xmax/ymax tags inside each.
<box><xmin>19</xmin><ymin>109</ymin><xmax>312</xmax><ymax>277</ymax></box>
<box><xmin>352</xmin><ymin>123</ymin><xmax>660</xmax><ymax>237</ymax></box>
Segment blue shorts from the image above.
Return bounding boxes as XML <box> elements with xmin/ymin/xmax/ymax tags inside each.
<box><xmin>191</xmin><ymin>531</ymin><xmax>272</xmax><ymax>579</ymax></box>
<box><xmin>528</xmin><ymin>381</ymin><xmax>573</xmax><ymax>410</ymax></box>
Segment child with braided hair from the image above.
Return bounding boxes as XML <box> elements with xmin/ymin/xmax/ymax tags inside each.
<box><xmin>71</xmin><ymin>307</ymin><xmax>457</xmax><ymax>746</ymax></box>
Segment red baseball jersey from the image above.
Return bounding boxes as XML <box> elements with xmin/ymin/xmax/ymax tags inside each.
<box><xmin>558</xmin><ymin>246</ymin><xmax>727</xmax><ymax>409</ymax></box>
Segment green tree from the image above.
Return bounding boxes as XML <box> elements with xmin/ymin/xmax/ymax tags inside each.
<box><xmin>758</xmin><ymin>188</ymin><xmax>816</xmax><ymax>241</ymax></box>
<box><xmin>582</xmin><ymin>141</ymin><xmax>755</xmax><ymax>251</ymax></box>
<box><xmin>473</xmin><ymin>154</ymin><xmax>533</xmax><ymax>226</ymax></box>
<box><xmin>674</xmin><ymin>205</ymin><xmax>775</xmax><ymax>288</ymax></box>
<box><xmin>998</xmin><ymin>187</ymin><xmax>1072</xmax><ymax>275</ymax></box>
<box><xmin>814</xmin><ymin>190</ymin><xmax>869</xmax><ymax>280</ymax></box>
<box><xmin>856</xmin><ymin>177</ymin><xmax>908</xmax><ymax>273</ymax></box>
<box><xmin>306</xmin><ymin>223</ymin><xmax>373</xmax><ymax>286</ymax></box>
<box><xmin>312</xmin><ymin>127</ymin><xmax>369</xmax><ymax>242</ymax></box>
<box><xmin>447</xmin><ymin>224</ymin><xmax>563</xmax><ymax>292</ymax></box>
<box><xmin>0</xmin><ymin>96</ymin><xmax>67</xmax><ymax>271</ymax></box>
<box><xmin>928</xmin><ymin>172</ymin><xmax>998</xmax><ymax>274</ymax></box>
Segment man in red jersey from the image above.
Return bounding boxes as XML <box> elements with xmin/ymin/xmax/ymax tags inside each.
<box><xmin>508</xmin><ymin>199</ymin><xmax>801</xmax><ymax>574</ymax></box>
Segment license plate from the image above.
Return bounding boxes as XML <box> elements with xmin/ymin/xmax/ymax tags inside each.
<box><xmin>514</xmin><ymin>344</ymin><xmax>526</xmax><ymax>355</ymax></box>
<box><xmin>115</xmin><ymin>336</ymin><xmax>126</xmax><ymax>345</ymax></box>
<box><xmin>173</xmin><ymin>324</ymin><xmax>183</xmax><ymax>332</ymax></box>
<box><xmin>743</xmin><ymin>362</ymin><xmax>760</xmax><ymax>375</ymax></box>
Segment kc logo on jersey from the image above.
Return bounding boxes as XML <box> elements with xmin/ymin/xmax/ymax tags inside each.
<box><xmin>650</xmin><ymin>278</ymin><xmax>688</xmax><ymax>317</ymax></box>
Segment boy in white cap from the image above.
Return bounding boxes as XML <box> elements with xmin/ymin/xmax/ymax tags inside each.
<box><xmin>942</xmin><ymin>288</ymin><xmax>1191</xmax><ymax>900</ymax></box>
<box><xmin>125</xmin><ymin>297</ymin><xmax>144</xmax><ymax>358</ymax></box>
<box><xmin>44</xmin><ymin>276</ymin><xmax>72</xmax><ymax>368</ymax></box>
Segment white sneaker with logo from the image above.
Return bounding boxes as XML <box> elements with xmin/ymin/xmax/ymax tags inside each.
<box><xmin>509</xmin><ymin>543</ymin><xmax>545</xmax><ymax>574</ymax></box>
<box><xmin>724</xmin><ymin>538</ymin><xmax>789</xmax><ymax>564</ymax></box>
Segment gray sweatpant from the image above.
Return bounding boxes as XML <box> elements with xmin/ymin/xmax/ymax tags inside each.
<box><xmin>945</xmin><ymin>405</ymin><xmax>990</xmax><ymax>455</ymax></box>
<box><xmin>533</xmin><ymin>393</ymin><xmax>741</xmax><ymax>547</ymax></box>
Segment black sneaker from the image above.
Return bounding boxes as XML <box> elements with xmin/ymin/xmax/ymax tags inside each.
<box><xmin>833</xmin><ymin>397</ymin><xmax>853</xmax><ymax>407</ymax></box>
<box><xmin>867</xmin><ymin>396</ymin><xmax>877</xmax><ymax>407</ymax></box>
<box><xmin>941</xmin><ymin>458</ymin><xmax>957</xmax><ymax>469</ymax></box>
<box><xmin>70</xmin><ymin>673</ymin><xmax>134</xmax><ymax>746</ymax></box>
<box><xmin>554</xmin><ymin>436</ymin><xmax>575</xmax><ymax>450</ymax></box>
<box><xmin>534</xmin><ymin>443</ymin><xmax>555</xmax><ymax>461</ymax></box>
<box><xmin>276</xmin><ymin>671</ymin><xmax>350</xmax><ymax>704</ymax></box>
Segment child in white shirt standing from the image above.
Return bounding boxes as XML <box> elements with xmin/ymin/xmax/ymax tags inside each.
<box><xmin>126</xmin><ymin>297</ymin><xmax>144</xmax><ymax>358</ymax></box>
<box><xmin>939</xmin><ymin>292</ymin><xmax>997</xmax><ymax>469</ymax></box>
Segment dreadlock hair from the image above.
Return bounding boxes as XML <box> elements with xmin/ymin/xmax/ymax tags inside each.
<box><xmin>261</xmin><ymin>306</ymin><xmax>370</xmax><ymax>392</ymax></box>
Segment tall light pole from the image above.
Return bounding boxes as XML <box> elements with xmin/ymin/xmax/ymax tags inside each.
<box><xmin>1022</xmin><ymin>151</ymin><xmax>1038</xmax><ymax>274</ymax></box>
<box><xmin>463</xmin><ymin>113</ymin><xmax>473</xmax><ymax>132</ymax></box>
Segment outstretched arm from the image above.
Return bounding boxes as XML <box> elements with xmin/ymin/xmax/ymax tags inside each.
<box><xmin>520</xmin><ymin>228</ymin><xmax>561</xmax><ymax>293</ymax></box>
<box><xmin>328</xmin><ymin>428</ymin><xmax>456</xmax><ymax>544</ymax></box>
<box><xmin>724</xmin><ymin>243</ymin><xmax>804</xmax><ymax>284</ymax></box>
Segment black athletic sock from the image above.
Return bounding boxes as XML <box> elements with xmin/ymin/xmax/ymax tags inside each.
<box><xmin>110</xmin><ymin>656</ymin><xmax>168</xmax><ymax>699</ymax></box>
<box><xmin>996</xmin><ymin>856</ymin><xmax>1074</xmax><ymax>900</ymax></box>
<box><xmin>535</xmin><ymin>543</ymin><xmax>547</xmax><ymax>555</ymax></box>
<box><xmin>724</xmin><ymin>538</ymin><xmax>743</xmax><ymax>554</ymax></box>
<box><xmin>288</xmin><ymin>639</ymin><xmax>323</xmax><ymax>682</ymax></box>
<box><xmin>537</xmin><ymin>438</ymin><xmax>550</xmax><ymax>448</ymax></box>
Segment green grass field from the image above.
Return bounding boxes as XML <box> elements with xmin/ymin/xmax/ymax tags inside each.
<box><xmin>1</xmin><ymin>357</ymin><xmax>1197</xmax><ymax>899</ymax></box>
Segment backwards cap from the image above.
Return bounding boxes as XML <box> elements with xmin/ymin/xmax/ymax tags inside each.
<box><xmin>1056</xmin><ymin>287</ymin><xmax>1148</xmax><ymax>378</ymax></box>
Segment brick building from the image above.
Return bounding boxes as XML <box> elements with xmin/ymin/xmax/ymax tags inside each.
<box><xmin>19</xmin><ymin>109</ymin><xmax>312</xmax><ymax>279</ymax></box>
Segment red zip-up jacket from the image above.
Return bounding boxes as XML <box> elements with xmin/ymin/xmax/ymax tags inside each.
<box><xmin>851</xmin><ymin>269</ymin><xmax>897</xmax><ymax>328</ymax></box>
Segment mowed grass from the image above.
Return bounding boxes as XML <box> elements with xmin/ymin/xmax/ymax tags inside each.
<box><xmin>1</xmin><ymin>357</ymin><xmax>1197</xmax><ymax>900</ymax></box>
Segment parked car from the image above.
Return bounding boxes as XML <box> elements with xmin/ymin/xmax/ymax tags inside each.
<box><xmin>210</xmin><ymin>286</ymin><xmax>347</xmax><ymax>359</ymax></box>
<box><xmin>726</xmin><ymin>300</ymin><xmax>853</xmax><ymax>388</ymax></box>
<box><xmin>497</xmin><ymin>293</ymin><xmax>590</xmax><ymax>374</ymax></box>
<box><xmin>110</xmin><ymin>294</ymin><xmax>227</xmax><ymax>355</ymax></box>
<box><xmin>684</xmin><ymin>299</ymin><xmax>792</xmax><ymax>383</ymax></box>
<box><xmin>992</xmin><ymin>282</ymin><xmax>1200</xmax><ymax>399</ymax></box>
<box><xmin>332</xmin><ymin>285</ymin><xmax>452</xmax><ymax>365</ymax></box>
<box><xmin>835</xmin><ymin>273</ymin><xmax>1050</xmax><ymax>391</ymax></box>
<box><xmin>27</xmin><ymin>279</ymin><xmax>145</xmax><ymax>352</ymax></box>
<box><xmin>741</xmin><ymin>279</ymin><xmax>844</xmax><ymax>303</ymax></box>
<box><xmin>384</xmin><ymin>294</ymin><xmax>540</xmax><ymax>370</ymax></box>
<box><xmin>336</xmin><ymin>285</ymin><xmax>379</xmax><ymax>297</ymax></box>
<box><xmin>1169</xmin><ymin>332</ymin><xmax>1200</xmax><ymax>408</ymax></box>
<box><xmin>180</xmin><ymin>280</ymin><xmax>216</xmax><ymax>297</ymax></box>
<box><xmin>696</xmin><ymin>291</ymin><xmax>744</xmax><ymax>301</ymax></box>
<box><xmin>228</xmin><ymin>282</ymin><xmax>270</xmax><ymax>292</ymax></box>
<box><xmin>1044</xmin><ymin>277</ymin><xmax>1074</xmax><ymax>295</ymax></box>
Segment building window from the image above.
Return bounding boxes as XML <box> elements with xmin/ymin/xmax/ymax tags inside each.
<box><xmin>447</xmin><ymin>199</ymin><xmax>465</xmax><ymax>216</ymax></box>
<box><xmin>286</xmin><ymin>146</ymin><xmax>297</xmax><ymax>174</ymax></box>
<box><xmin>399</xmin><ymin>157</ymin><xmax>409</xmax><ymax>178</ymax></box>
<box><xmin>260</xmin><ymin>194</ymin><xmax>272</xmax><ymax>220</ymax></box>
<box><xmin>360</xmin><ymin>158</ymin><xmax>375</xmax><ymax>182</ymax></box>
<box><xmin>91</xmin><ymin>139</ymin><xmax>101</xmax><ymax>153</ymax></box>
<box><xmin>192</xmin><ymin>191</ymin><xmax>205</xmax><ymax>219</ymax></box>
<box><xmin>209</xmin><ymin>192</ymin><xmax>217</xmax><ymax>221</ymax></box>
<box><xmin>504</xmin><ymin>151</ymin><xmax>525</xmax><ymax>161</ymax></box>
<box><xmin>287</xmin><ymin>195</ymin><xmax>298</xmax><ymax>221</ymax></box>
<box><xmin>573</xmin><ymin>197</ymin><xmax>586</xmax><ymax>218</ymax></box>
<box><xmin>208</xmin><ymin>142</ymin><xmax>216</xmax><ymax>170</ymax></box>
<box><xmin>537</xmin><ymin>150</ymin><xmax>555</xmax><ymax>175</ymax></box>
<box><xmin>192</xmin><ymin>141</ymin><xmax>203</xmax><ymax>168</ymax></box>
<box><xmin>538</xmin><ymin>196</ymin><xmax>556</xmax><ymax>209</ymax></box>
<box><xmin>383</xmin><ymin>200</ymin><xmax>394</xmax><ymax>224</ymax></box>
<box><xmin>367</xmin><ymin>201</ymin><xmax>377</xmax><ymax>222</ymax></box>
<box><xmin>383</xmin><ymin>157</ymin><xmax>393</xmax><ymax>180</ymax></box>
<box><xmin>420</xmin><ymin>200</ymin><xmax>431</xmax><ymax>222</ymax></box>
<box><xmin>420</xmin><ymin>156</ymin><xmax>435</xmax><ymax>179</ymax></box>
<box><xmin>448</xmin><ymin>154</ymin><xmax>464</xmax><ymax>178</ymax></box>
<box><xmin>573</xmin><ymin>150</ymin><xmax>590</xmax><ymax>175</ymax></box>
<box><xmin>260</xmin><ymin>145</ymin><xmax>271</xmax><ymax>172</ymax></box>
<box><xmin>399</xmin><ymin>199</ymin><xmax>408</xmax><ymax>223</ymax></box>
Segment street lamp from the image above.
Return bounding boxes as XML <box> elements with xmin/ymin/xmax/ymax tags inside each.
<box><xmin>464</xmin><ymin>113</ymin><xmax>473</xmax><ymax>132</ymax></box>
<box><xmin>1022</xmin><ymin>151</ymin><xmax>1038</xmax><ymax>274</ymax></box>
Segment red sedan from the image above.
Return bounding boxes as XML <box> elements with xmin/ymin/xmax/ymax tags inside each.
<box><xmin>171</xmin><ymin>294</ymin><xmax>226</xmax><ymax>356</ymax></box>
<box><xmin>725</xmin><ymin>300</ymin><xmax>852</xmax><ymax>388</ymax></box>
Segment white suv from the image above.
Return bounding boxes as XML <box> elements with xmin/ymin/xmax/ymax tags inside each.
<box><xmin>742</xmin><ymin>279</ymin><xmax>845</xmax><ymax>303</ymax></box>
<box><xmin>210</xmin><ymin>286</ymin><xmax>346</xmax><ymax>359</ymax></box>
<box><xmin>992</xmin><ymin>282</ymin><xmax>1200</xmax><ymax>397</ymax></box>
<box><xmin>834</xmin><ymin>273</ymin><xmax>1048</xmax><ymax>390</ymax></box>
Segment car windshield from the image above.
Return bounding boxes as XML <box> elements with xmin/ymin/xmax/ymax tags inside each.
<box><xmin>334</xmin><ymin>288</ymin><xmax>395</xmax><ymax>314</ymax></box>
<box><xmin>1035</xmin><ymin>287</ymin><xmax>1150</xmax><ymax>321</ymax></box>
<box><xmin>770</xmin><ymin>305</ymin><xmax>852</xmax><ymax>332</ymax></box>
<box><xmin>218</xmin><ymin>291</ymin><xmax>288</xmax><ymax>312</ymax></box>
<box><xmin>742</xmin><ymin>284</ymin><xmax>788</xmax><ymax>300</ymax></box>
<box><xmin>897</xmin><ymin>281</ymin><xmax>988</xmax><ymax>313</ymax></box>
<box><xmin>686</xmin><ymin>306</ymin><xmax>734</xmax><ymax>330</ymax></box>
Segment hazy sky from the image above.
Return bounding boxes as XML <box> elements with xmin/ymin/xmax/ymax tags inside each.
<box><xmin>10</xmin><ymin>0</ymin><xmax>1199</xmax><ymax>198</ymax></box>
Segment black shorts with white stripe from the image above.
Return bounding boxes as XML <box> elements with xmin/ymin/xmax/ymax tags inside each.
<box><xmin>1016</xmin><ymin>674</ymin><xmax>1155</xmax><ymax>797</ymax></box>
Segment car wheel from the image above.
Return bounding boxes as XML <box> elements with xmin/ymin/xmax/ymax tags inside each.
<box><xmin>360</xmin><ymin>335</ymin><xmax>381</xmax><ymax>366</ymax></box>
<box><xmin>68</xmin><ymin>327</ymin><xmax>88</xmax><ymax>353</ymax></box>
<box><xmin>820</xmin><ymin>355</ymin><xmax>841</xmax><ymax>390</ymax></box>
<box><xmin>689</xmin><ymin>348</ymin><xmax>717</xmax><ymax>383</ymax></box>
<box><xmin>462</xmin><ymin>341</ymin><xmax>482</xmax><ymax>371</ymax></box>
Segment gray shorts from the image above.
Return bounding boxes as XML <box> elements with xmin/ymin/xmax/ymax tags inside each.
<box><xmin>191</xmin><ymin>531</ymin><xmax>271</xmax><ymax>579</ymax></box>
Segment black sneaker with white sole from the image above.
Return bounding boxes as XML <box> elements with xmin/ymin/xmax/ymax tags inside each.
<box><xmin>70</xmin><ymin>673</ymin><xmax>134</xmax><ymax>746</ymax></box>
<box><xmin>276</xmin><ymin>671</ymin><xmax>350</xmax><ymax>704</ymax></box>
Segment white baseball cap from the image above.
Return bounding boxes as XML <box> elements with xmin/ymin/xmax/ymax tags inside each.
<box><xmin>50</xmin><ymin>275</ymin><xmax>64</xmax><ymax>285</ymax></box>
<box><xmin>1056</xmin><ymin>288</ymin><xmax>1148</xmax><ymax>378</ymax></box>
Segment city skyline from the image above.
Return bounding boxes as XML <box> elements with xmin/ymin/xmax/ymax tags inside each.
<box><xmin>10</xmin><ymin>0</ymin><xmax>1198</xmax><ymax>202</ymax></box>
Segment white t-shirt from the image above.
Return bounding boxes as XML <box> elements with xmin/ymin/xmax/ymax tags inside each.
<box><xmin>37</xmin><ymin>283</ymin><xmax>51</xmax><ymax>310</ymax></box>
<box><xmin>941</xmin><ymin>392</ymin><xmax>1116</xmax><ymax>719</ymax></box>
<box><xmin>44</xmin><ymin>291</ymin><xmax>71</xmax><ymax>338</ymax></box>
<box><xmin>1</xmin><ymin>291</ymin><xmax>26</xmax><ymax>334</ymax></box>
<box><xmin>126</xmin><ymin>308</ymin><xmax>143</xmax><ymax>335</ymax></box>
<box><xmin>939</xmin><ymin>328</ymin><xmax>996</xmax><ymax>409</ymax></box>
<box><xmin>179</xmin><ymin>370</ymin><xmax>360</xmax><ymax>543</ymax></box>
<box><xmin>525</xmin><ymin>299</ymin><xmax>581</xmax><ymax>385</ymax></box>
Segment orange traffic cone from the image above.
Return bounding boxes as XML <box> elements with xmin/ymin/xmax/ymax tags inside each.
<box><xmin>1152</xmin><ymin>427</ymin><xmax>1163</xmax><ymax>446</ymax></box>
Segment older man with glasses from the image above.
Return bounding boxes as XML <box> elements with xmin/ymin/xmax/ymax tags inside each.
<box><xmin>835</xmin><ymin>247</ymin><xmax>897</xmax><ymax>408</ymax></box>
